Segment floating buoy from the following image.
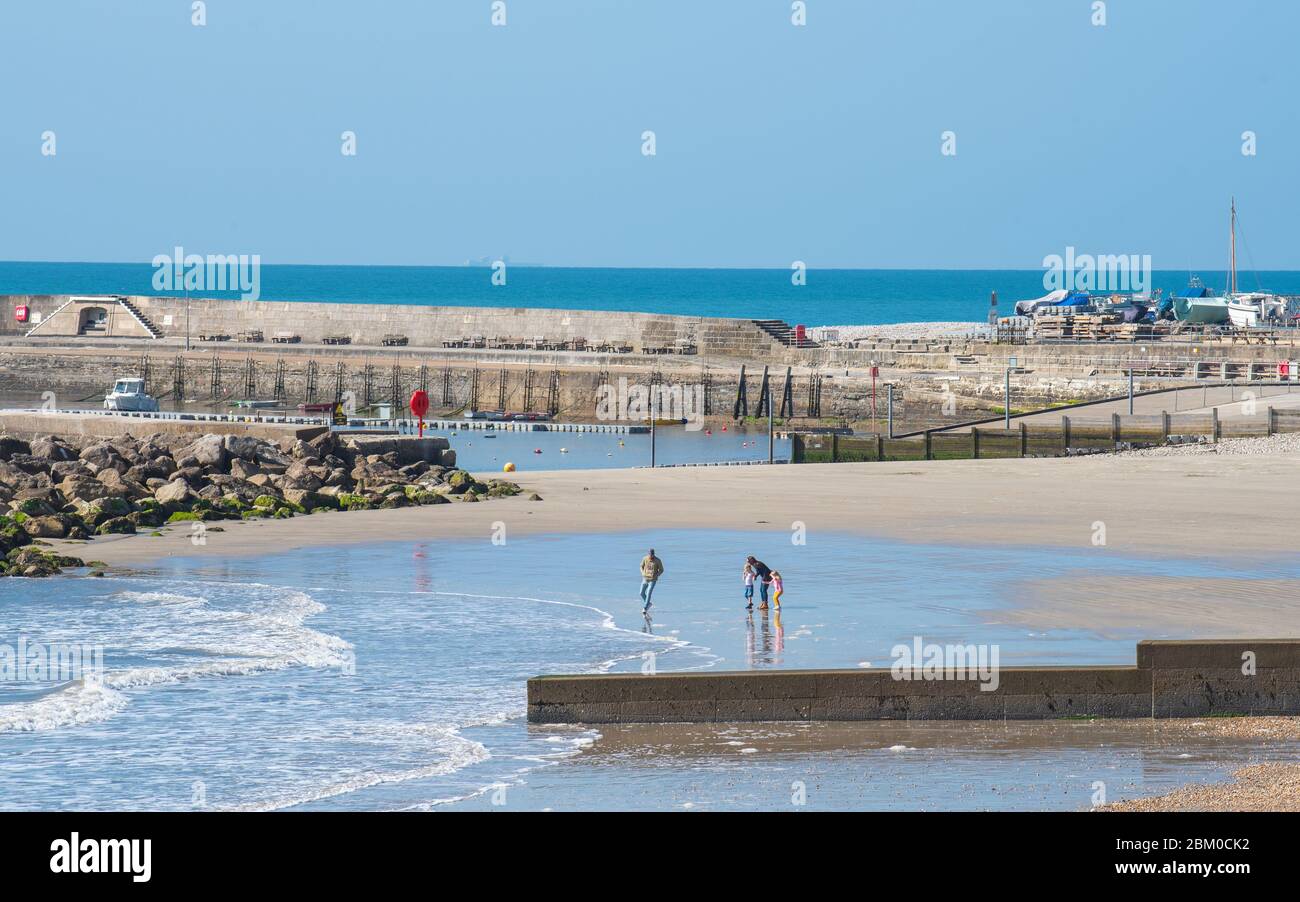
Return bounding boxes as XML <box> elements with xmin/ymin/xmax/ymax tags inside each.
<box><xmin>618</xmin><ymin>439</ymin><xmax>625</xmax><ymax>446</ymax></box>
<box><xmin>722</xmin><ymin>425</ymin><xmax>728</xmax><ymax>432</ymax></box>
<box><xmin>705</xmin><ymin>429</ymin><xmax>712</xmax><ymax>435</ymax></box>
<box><xmin>503</xmin><ymin>462</ymin><xmax>516</xmax><ymax>472</ymax></box>
<box><xmin>560</xmin><ymin>448</ymin><xmax>568</xmax><ymax>453</ymax></box>
<box><xmin>534</xmin><ymin>448</ymin><xmax>543</xmax><ymax>454</ymax></box>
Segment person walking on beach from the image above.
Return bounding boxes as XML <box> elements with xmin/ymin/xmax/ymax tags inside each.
<box><xmin>742</xmin><ymin>561</ymin><xmax>756</xmax><ymax>610</ymax></box>
<box><xmin>746</xmin><ymin>556</ymin><xmax>773</xmax><ymax>610</ymax></box>
<box><xmin>770</xmin><ymin>570</ymin><xmax>784</xmax><ymax>610</ymax></box>
<box><xmin>639</xmin><ymin>548</ymin><xmax>664</xmax><ymax>614</ymax></box>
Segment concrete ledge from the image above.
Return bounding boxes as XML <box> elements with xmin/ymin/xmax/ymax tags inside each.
<box><xmin>0</xmin><ymin>411</ymin><xmax>326</xmax><ymax>444</ymax></box>
<box><xmin>527</xmin><ymin>640</ymin><xmax>1300</xmax><ymax>723</ymax></box>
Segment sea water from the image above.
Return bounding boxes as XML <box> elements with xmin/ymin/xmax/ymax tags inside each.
<box><xmin>6</xmin><ymin>262</ymin><xmax>1300</xmax><ymax>326</ymax></box>
<box><xmin>2</xmin><ymin>530</ymin><xmax>1295</xmax><ymax>811</ymax></box>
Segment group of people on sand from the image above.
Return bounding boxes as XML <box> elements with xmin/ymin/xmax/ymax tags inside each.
<box><xmin>742</xmin><ymin>555</ymin><xmax>783</xmax><ymax>611</ymax></box>
<box><xmin>636</xmin><ymin>549</ymin><xmax>784</xmax><ymax>615</ymax></box>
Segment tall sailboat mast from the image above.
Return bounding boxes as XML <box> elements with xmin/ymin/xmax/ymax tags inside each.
<box><xmin>1229</xmin><ymin>197</ymin><xmax>1237</xmax><ymax>295</ymax></box>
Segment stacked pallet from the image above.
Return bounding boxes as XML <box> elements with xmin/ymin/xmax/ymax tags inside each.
<box><xmin>1034</xmin><ymin>313</ymin><xmax>1121</xmax><ymax>341</ymax></box>
<box><xmin>1108</xmin><ymin>322</ymin><xmax>1162</xmax><ymax>340</ymax></box>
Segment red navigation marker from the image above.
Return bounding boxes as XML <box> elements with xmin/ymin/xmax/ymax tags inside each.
<box><xmin>409</xmin><ymin>390</ymin><xmax>430</xmax><ymax>437</ymax></box>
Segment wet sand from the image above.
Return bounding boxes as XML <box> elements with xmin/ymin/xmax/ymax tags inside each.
<box><xmin>438</xmin><ymin>717</ymin><xmax>1300</xmax><ymax>811</ymax></box>
<box><xmin>58</xmin><ymin>452</ymin><xmax>1300</xmax><ymax>640</ymax></box>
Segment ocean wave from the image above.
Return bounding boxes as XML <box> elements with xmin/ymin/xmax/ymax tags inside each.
<box><xmin>0</xmin><ymin>582</ymin><xmax>350</xmax><ymax>735</ymax></box>
<box><xmin>0</xmin><ymin>680</ymin><xmax>128</xmax><ymax>733</ymax></box>
<box><xmin>224</xmin><ymin>725</ymin><xmax>491</xmax><ymax>812</ymax></box>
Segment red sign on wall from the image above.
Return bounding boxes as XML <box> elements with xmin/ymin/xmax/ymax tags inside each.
<box><xmin>14</xmin><ymin>305</ymin><xmax>29</xmax><ymax>323</ymax></box>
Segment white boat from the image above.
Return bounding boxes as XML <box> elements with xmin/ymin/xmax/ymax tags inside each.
<box><xmin>104</xmin><ymin>377</ymin><xmax>160</xmax><ymax>412</ymax></box>
<box><xmin>1227</xmin><ymin>292</ymin><xmax>1287</xmax><ymax>328</ymax></box>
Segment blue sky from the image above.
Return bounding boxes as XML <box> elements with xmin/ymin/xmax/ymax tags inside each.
<box><xmin>2</xmin><ymin>0</ymin><xmax>1295</xmax><ymax>269</ymax></box>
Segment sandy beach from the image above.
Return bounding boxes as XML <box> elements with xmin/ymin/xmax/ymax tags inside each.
<box><xmin>40</xmin><ymin>448</ymin><xmax>1300</xmax><ymax>813</ymax></box>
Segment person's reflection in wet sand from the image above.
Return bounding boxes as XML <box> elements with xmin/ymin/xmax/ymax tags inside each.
<box><xmin>745</xmin><ymin>609</ymin><xmax>776</xmax><ymax>667</ymax></box>
<box><xmin>773</xmin><ymin>609</ymin><xmax>784</xmax><ymax>666</ymax></box>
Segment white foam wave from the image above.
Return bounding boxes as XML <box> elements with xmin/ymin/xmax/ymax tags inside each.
<box><xmin>0</xmin><ymin>681</ymin><xmax>128</xmax><ymax>733</ymax></box>
<box><xmin>226</xmin><ymin>726</ymin><xmax>491</xmax><ymax>812</ymax></box>
<box><xmin>0</xmin><ymin>582</ymin><xmax>349</xmax><ymax>735</ymax></box>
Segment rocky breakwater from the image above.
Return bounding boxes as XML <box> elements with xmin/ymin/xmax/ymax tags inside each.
<box><xmin>0</xmin><ymin>431</ymin><xmax>526</xmax><ymax>578</ymax></box>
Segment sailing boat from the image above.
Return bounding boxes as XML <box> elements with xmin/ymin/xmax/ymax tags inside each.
<box><xmin>1173</xmin><ymin>200</ymin><xmax>1236</xmax><ymax>325</ymax></box>
<box><xmin>1221</xmin><ymin>198</ymin><xmax>1285</xmax><ymax>327</ymax></box>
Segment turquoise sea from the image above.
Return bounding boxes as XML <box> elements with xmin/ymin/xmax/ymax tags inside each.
<box><xmin>5</xmin><ymin>262</ymin><xmax>1300</xmax><ymax>325</ymax></box>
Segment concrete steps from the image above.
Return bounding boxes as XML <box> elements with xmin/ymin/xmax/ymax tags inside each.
<box><xmin>752</xmin><ymin>318</ymin><xmax>819</xmax><ymax>348</ymax></box>
<box><xmin>118</xmin><ymin>298</ymin><xmax>164</xmax><ymax>338</ymax></box>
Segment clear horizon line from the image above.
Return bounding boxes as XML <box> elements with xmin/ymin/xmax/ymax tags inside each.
<box><xmin>1</xmin><ymin>259</ymin><xmax>1293</xmax><ymax>273</ymax></box>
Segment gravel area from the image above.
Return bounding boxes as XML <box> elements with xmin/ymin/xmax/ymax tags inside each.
<box><xmin>1118</xmin><ymin>432</ymin><xmax>1300</xmax><ymax>457</ymax></box>
<box><xmin>810</xmin><ymin>322</ymin><xmax>986</xmax><ymax>342</ymax></box>
<box><xmin>1104</xmin><ymin>763</ymin><xmax>1300</xmax><ymax>811</ymax></box>
<box><xmin>1104</xmin><ymin>718</ymin><xmax>1300</xmax><ymax>811</ymax></box>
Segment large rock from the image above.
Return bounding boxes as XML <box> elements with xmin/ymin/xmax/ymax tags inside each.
<box><xmin>0</xmin><ymin>436</ymin><xmax>31</xmax><ymax>461</ymax></box>
<box><xmin>24</xmin><ymin>515</ymin><xmax>69</xmax><ymax>539</ymax></box>
<box><xmin>96</xmin><ymin>468</ymin><xmax>149</xmax><ymax>499</ymax></box>
<box><xmin>172</xmin><ymin>466</ymin><xmax>206</xmax><ymax>487</ymax></box>
<box><xmin>6</xmin><ymin>454</ymin><xmax>52</xmax><ymax>476</ymax></box>
<box><xmin>73</xmin><ymin>496</ymin><xmax>133</xmax><ymax>528</ymax></box>
<box><xmin>29</xmin><ymin>436</ymin><xmax>76</xmax><ymax>462</ymax></box>
<box><xmin>15</xmin><ymin>486</ymin><xmax>65</xmax><ymax>508</ymax></box>
<box><xmin>343</xmin><ymin>436</ymin><xmax>450</xmax><ymax>466</ymax></box>
<box><xmin>59</xmin><ymin>475</ymin><xmax>113</xmax><ymax>504</ymax></box>
<box><xmin>222</xmin><ymin>435</ymin><xmax>264</xmax><ymax>462</ymax></box>
<box><xmin>79</xmin><ymin>442</ymin><xmax>129</xmax><ymax>474</ymax></box>
<box><xmin>444</xmin><ymin>470</ymin><xmax>480</xmax><ymax>494</ymax></box>
<box><xmin>51</xmin><ymin>460</ymin><xmax>94</xmax><ymax>481</ymax></box>
<box><xmin>229</xmin><ymin>459</ymin><xmax>261</xmax><ymax>479</ymax></box>
<box><xmin>154</xmin><ymin>479</ymin><xmax>196</xmax><ymax>507</ymax></box>
<box><xmin>125</xmin><ymin>457</ymin><xmax>174</xmax><ymax>483</ymax></box>
<box><xmin>283</xmin><ymin>461</ymin><xmax>322</xmax><ymax>491</ymax></box>
<box><xmin>283</xmin><ymin>488</ymin><xmax>330</xmax><ymax>510</ymax></box>
<box><xmin>184</xmin><ymin>434</ymin><xmax>227</xmax><ymax>469</ymax></box>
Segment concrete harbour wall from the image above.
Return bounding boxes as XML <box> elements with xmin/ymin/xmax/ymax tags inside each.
<box><xmin>526</xmin><ymin>640</ymin><xmax>1300</xmax><ymax>723</ymax></box>
<box><xmin>2</xmin><ymin>294</ymin><xmax>787</xmax><ymax>359</ymax></box>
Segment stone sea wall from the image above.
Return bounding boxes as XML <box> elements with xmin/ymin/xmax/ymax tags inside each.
<box><xmin>528</xmin><ymin>640</ymin><xmax>1300</xmax><ymax>723</ymax></box>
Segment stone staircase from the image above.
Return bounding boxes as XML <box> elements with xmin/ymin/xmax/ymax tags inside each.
<box><xmin>752</xmin><ymin>319</ymin><xmax>819</xmax><ymax>348</ymax></box>
<box><xmin>118</xmin><ymin>297</ymin><xmax>164</xmax><ymax>338</ymax></box>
